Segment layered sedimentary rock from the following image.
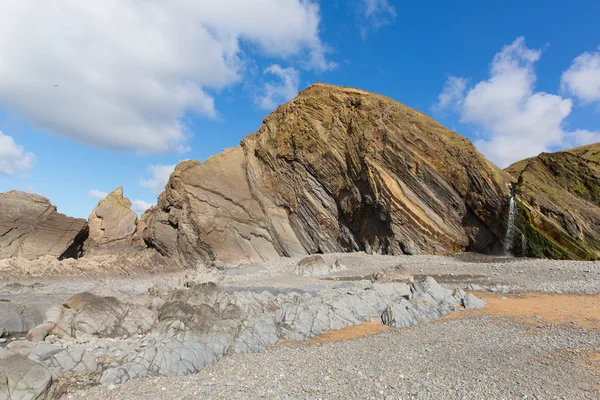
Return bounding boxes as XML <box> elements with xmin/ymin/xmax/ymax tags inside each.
<box><xmin>86</xmin><ymin>187</ymin><xmax>143</xmax><ymax>249</ymax></box>
<box><xmin>143</xmin><ymin>83</ymin><xmax>512</xmax><ymax>268</ymax></box>
<box><xmin>0</xmin><ymin>191</ymin><xmax>88</xmax><ymax>260</ymax></box>
<box><xmin>506</xmin><ymin>143</ymin><xmax>600</xmax><ymax>260</ymax></box>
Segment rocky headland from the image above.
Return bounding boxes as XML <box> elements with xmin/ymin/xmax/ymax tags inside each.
<box><xmin>0</xmin><ymin>84</ymin><xmax>598</xmax><ymax>399</ymax></box>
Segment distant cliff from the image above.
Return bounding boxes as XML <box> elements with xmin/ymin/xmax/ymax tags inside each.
<box><xmin>505</xmin><ymin>143</ymin><xmax>600</xmax><ymax>260</ymax></box>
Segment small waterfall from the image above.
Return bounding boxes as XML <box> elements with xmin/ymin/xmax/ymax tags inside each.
<box><xmin>503</xmin><ymin>196</ymin><xmax>517</xmax><ymax>256</ymax></box>
<box><xmin>521</xmin><ymin>233</ymin><xmax>527</xmax><ymax>255</ymax></box>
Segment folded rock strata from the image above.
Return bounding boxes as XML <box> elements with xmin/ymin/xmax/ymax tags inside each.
<box><xmin>0</xmin><ymin>191</ymin><xmax>88</xmax><ymax>261</ymax></box>
<box><xmin>143</xmin><ymin>83</ymin><xmax>511</xmax><ymax>268</ymax></box>
<box><xmin>506</xmin><ymin>143</ymin><xmax>600</xmax><ymax>260</ymax></box>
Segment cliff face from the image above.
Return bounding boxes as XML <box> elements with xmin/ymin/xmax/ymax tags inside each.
<box><xmin>505</xmin><ymin>143</ymin><xmax>600</xmax><ymax>260</ymax></box>
<box><xmin>0</xmin><ymin>191</ymin><xmax>88</xmax><ymax>260</ymax></box>
<box><xmin>143</xmin><ymin>83</ymin><xmax>512</xmax><ymax>268</ymax></box>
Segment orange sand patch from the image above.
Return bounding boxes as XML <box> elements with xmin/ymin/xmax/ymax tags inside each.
<box><xmin>276</xmin><ymin>321</ymin><xmax>389</xmax><ymax>347</ymax></box>
<box><xmin>277</xmin><ymin>292</ymin><xmax>600</xmax><ymax>349</ymax></box>
<box><xmin>446</xmin><ymin>292</ymin><xmax>600</xmax><ymax>330</ymax></box>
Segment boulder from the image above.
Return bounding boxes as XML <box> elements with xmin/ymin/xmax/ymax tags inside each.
<box><xmin>0</xmin><ymin>191</ymin><xmax>88</xmax><ymax>260</ymax></box>
<box><xmin>28</xmin><ymin>344</ymin><xmax>99</xmax><ymax>375</ymax></box>
<box><xmin>295</xmin><ymin>255</ymin><xmax>329</xmax><ymax>276</ymax></box>
<box><xmin>0</xmin><ymin>353</ymin><xmax>52</xmax><ymax>400</ymax></box>
<box><xmin>143</xmin><ymin>83</ymin><xmax>511</xmax><ymax>268</ymax></box>
<box><xmin>372</xmin><ymin>265</ymin><xmax>413</xmax><ymax>283</ymax></box>
<box><xmin>463</xmin><ymin>293</ymin><xmax>486</xmax><ymax>309</ymax></box>
<box><xmin>86</xmin><ymin>187</ymin><xmax>143</xmax><ymax>250</ymax></box>
<box><xmin>49</xmin><ymin>292</ymin><xmax>156</xmax><ymax>338</ymax></box>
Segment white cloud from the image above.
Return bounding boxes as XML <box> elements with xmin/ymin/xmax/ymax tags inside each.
<box><xmin>432</xmin><ymin>76</ymin><xmax>467</xmax><ymax>112</ymax></box>
<box><xmin>569</xmin><ymin>129</ymin><xmax>600</xmax><ymax>147</ymax></box>
<box><xmin>357</xmin><ymin>0</ymin><xmax>397</xmax><ymax>38</ymax></box>
<box><xmin>140</xmin><ymin>164</ymin><xmax>177</xmax><ymax>194</ymax></box>
<box><xmin>434</xmin><ymin>37</ymin><xmax>595</xmax><ymax>167</ymax></box>
<box><xmin>88</xmin><ymin>189</ymin><xmax>108</xmax><ymax>200</ymax></box>
<box><xmin>131</xmin><ymin>199</ymin><xmax>154</xmax><ymax>214</ymax></box>
<box><xmin>561</xmin><ymin>49</ymin><xmax>600</xmax><ymax>104</ymax></box>
<box><xmin>258</xmin><ymin>65</ymin><xmax>300</xmax><ymax>110</ymax></box>
<box><xmin>0</xmin><ymin>131</ymin><xmax>35</xmax><ymax>176</ymax></box>
<box><xmin>0</xmin><ymin>1</ymin><xmax>333</xmax><ymax>154</ymax></box>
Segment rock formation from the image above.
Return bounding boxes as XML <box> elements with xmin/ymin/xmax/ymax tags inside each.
<box><xmin>143</xmin><ymin>83</ymin><xmax>511</xmax><ymax>268</ymax></box>
<box><xmin>0</xmin><ymin>191</ymin><xmax>88</xmax><ymax>260</ymax></box>
<box><xmin>506</xmin><ymin>143</ymin><xmax>600</xmax><ymax>260</ymax></box>
<box><xmin>86</xmin><ymin>187</ymin><xmax>143</xmax><ymax>250</ymax></box>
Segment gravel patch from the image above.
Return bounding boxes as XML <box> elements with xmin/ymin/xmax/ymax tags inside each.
<box><xmin>69</xmin><ymin>315</ymin><xmax>600</xmax><ymax>399</ymax></box>
<box><xmin>217</xmin><ymin>253</ymin><xmax>600</xmax><ymax>295</ymax></box>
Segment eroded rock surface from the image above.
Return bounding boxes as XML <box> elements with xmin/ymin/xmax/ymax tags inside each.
<box><xmin>3</xmin><ymin>267</ymin><xmax>482</xmax><ymax>395</ymax></box>
<box><xmin>506</xmin><ymin>143</ymin><xmax>600</xmax><ymax>260</ymax></box>
<box><xmin>0</xmin><ymin>351</ymin><xmax>52</xmax><ymax>400</ymax></box>
<box><xmin>86</xmin><ymin>187</ymin><xmax>143</xmax><ymax>251</ymax></box>
<box><xmin>0</xmin><ymin>191</ymin><xmax>88</xmax><ymax>261</ymax></box>
<box><xmin>143</xmin><ymin>83</ymin><xmax>511</xmax><ymax>268</ymax></box>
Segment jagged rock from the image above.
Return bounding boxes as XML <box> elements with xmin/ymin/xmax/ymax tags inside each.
<box><xmin>0</xmin><ymin>299</ymin><xmax>49</xmax><ymax>335</ymax></box>
<box><xmin>462</xmin><ymin>293</ymin><xmax>486</xmax><ymax>309</ymax></box>
<box><xmin>5</xmin><ymin>341</ymin><xmax>37</xmax><ymax>357</ymax></box>
<box><xmin>0</xmin><ymin>352</ymin><xmax>52</xmax><ymax>400</ymax></box>
<box><xmin>94</xmin><ymin>278</ymin><xmax>480</xmax><ymax>386</ymax></box>
<box><xmin>28</xmin><ymin>344</ymin><xmax>99</xmax><ymax>375</ymax></box>
<box><xmin>506</xmin><ymin>143</ymin><xmax>600</xmax><ymax>260</ymax></box>
<box><xmin>48</xmin><ymin>293</ymin><xmax>156</xmax><ymax>338</ymax></box>
<box><xmin>143</xmin><ymin>83</ymin><xmax>510</xmax><ymax>268</ymax></box>
<box><xmin>25</xmin><ymin>326</ymin><xmax>49</xmax><ymax>342</ymax></box>
<box><xmin>86</xmin><ymin>187</ymin><xmax>143</xmax><ymax>250</ymax></box>
<box><xmin>372</xmin><ymin>265</ymin><xmax>413</xmax><ymax>283</ymax></box>
<box><xmin>331</xmin><ymin>259</ymin><xmax>348</xmax><ymax>272</ymax></box>
<box><xmin>0</xmin><ymin>249</ymin><xmax>177</xmax><ymax>280</ymax></box>
<box><xmin>296</xmin><ymin>255</ymin><xmax>328</xmax><ymax>276</ymax></box>
<box><xmin>0</xmin><ymin>191</ymin><xmax>88</xmax><ymax>260</ymax></box>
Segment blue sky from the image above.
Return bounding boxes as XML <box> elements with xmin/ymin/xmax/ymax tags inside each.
<box><xmin>1</xmin><ymin>0</ymin><xmax>599</xmax><ymax>218</ymax></box>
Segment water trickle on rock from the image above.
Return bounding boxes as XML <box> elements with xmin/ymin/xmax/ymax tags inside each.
<box><xmin>503</xmin><ymin>191</ymin><xmax>517</xmax><ymax>256</ymax></box>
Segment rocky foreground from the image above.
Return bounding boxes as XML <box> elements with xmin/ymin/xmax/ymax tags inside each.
<box><xmin>0</xmin><ymin>253</ymin><xmax>598</xmax><ymax>399</ymax></box>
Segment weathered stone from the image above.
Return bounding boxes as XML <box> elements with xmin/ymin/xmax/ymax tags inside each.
<box><xmin>0</xmin><ymin>354</ymin><xmax>52</xmax><ymax>400</ymax></box>
<box><xmin>0</xmin><ymin>299</ymin><xmax>49</xmax><ymax>335</ymax></box>
<box><xmin>25</xmin><ymin>327</ymin><xmax>49</xmax><ymax>343</ymax></box>
<box><xmin>462</xmin><ymin>293</ymin><xmax>486</xmax><ymax>309</ymax></box>
<box><xmin>506</xmin><ymin>145</ymin><xmax>600</xmax><ymax>260</ymax></box>
<box><xmin>0</xmin><ymin>191</ymin><xmax>88</xmax><ymax>260</ymax></box>
<box><xmin>29</xmin><ymin>344</ymin><xmax>99</xmax><ymax>375</ymax></box>
<box><xmin>5</xmin><ymin>341</ymin><xmax>37</xmax><ymax>357</ymax></box>
<box><xmin>143</xmin><ymin>83</ymin><xmax>511</xmax><ymax>268</ymax></box>
<box><xmin>97</xmin><ymin>279</ymin><xmax>482</xmax><ymax>387</ymax></box>
<box><xmin>331</xmin><ymin>259</ymin><xmax>348</xmax><ymax>272</ymax></box>
<box><xmin>86</xmin><ymin>187</ymin><xmax>142</xmax><ymax>250</ymax></box>
<box><xmin>296</xmin><ymin>255</ymin><xmax>329</xmax><ymax>276</ymax></box>
<box><xmin>372</xmin><ymin>265</ymin><xmax>413</xmax><ymax>283</ymax></box>
<box><xmin>51</xmin><ymin>293</ymin><xmax>156</xmax><ymax>338</ymax></box>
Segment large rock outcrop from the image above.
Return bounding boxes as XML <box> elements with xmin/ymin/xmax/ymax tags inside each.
<box><xmin>0</xmin><ymin>191</ymin><xmax>88</xmax><ymax>260</ymax></box>
<box><xmin>143</xmin><ymin>83</ymin><xmax>512</xmax><ymax>268</ymax></box>
<box><xmin>505</xmin><ymin>143</ymin><xmax>600</xmax><ymax>260</ymax></box>
<box><xmin>86</xmin><ymin>187</ymin><xmax>143</xmax><ymax>250</ymax></box>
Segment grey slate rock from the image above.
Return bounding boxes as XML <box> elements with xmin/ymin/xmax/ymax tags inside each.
<box><xmin>463</xmin><ymin>293</ymin><xmax>486</xmax><ymax>309</ymax></box>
